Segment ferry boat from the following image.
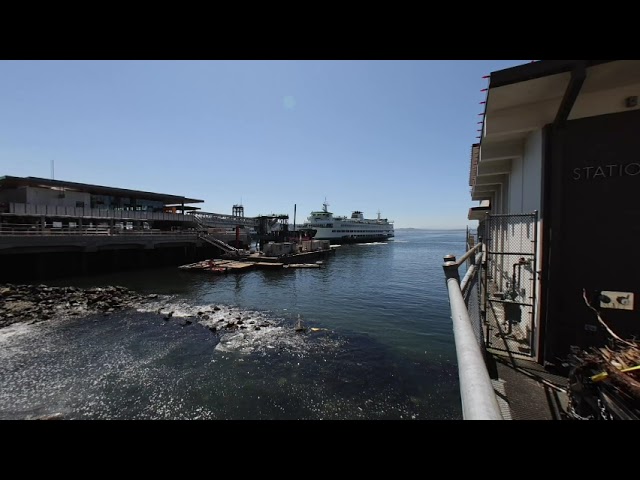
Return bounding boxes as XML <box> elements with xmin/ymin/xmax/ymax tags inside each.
<box><xmin>301</xmin><ymin>201</ymin><xmax>394</xmax><ymax>244</ymax></box>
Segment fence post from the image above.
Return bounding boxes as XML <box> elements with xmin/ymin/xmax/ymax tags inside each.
<box><xmin>443</xmin><ymin>257</ymin><xmax>460</xmax><ymax>284</ymax></box>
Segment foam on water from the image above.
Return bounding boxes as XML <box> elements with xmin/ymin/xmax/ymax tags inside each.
<box><xmin>0</xmin><ymin>297</ymin><xmax>458</xmax><ymax>419</ymax></box>
<box><xmin>137</xmin><ymin>296</ymin><xmax>343</xmax><ymax>356</ymax></box>
<box><xmin>0</xmin><ymin>322</ymin><xmax>36</xmax><ymax>346</ymax></box>
<box><xmin>0</xmin><ymin>301</ymin><xmax>356</xmax><ymax>419</ymax></box>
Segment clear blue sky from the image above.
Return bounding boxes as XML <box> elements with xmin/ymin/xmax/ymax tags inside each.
<box><xmin>0</xmin><ymin>60</ymin><xmax>528</xmax><ymax>228</ymax></box>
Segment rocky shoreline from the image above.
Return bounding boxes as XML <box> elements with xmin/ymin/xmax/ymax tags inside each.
<box><xmin>0</xmin><ymin>284</ymin><xmax>290</xmax><ymax>334</ymax></box>
<box><xmin>0</xmin><ymin>284</ymin><xmax>152</xmax><ymax>329</ymax></box>
<box><xmin>0</xmin><ymin>283</ymin><xmax>297</xmax><ymax>420</ymax></box>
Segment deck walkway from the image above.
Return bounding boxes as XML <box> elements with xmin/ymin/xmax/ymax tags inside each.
<box><xmin>480</xmin><ymin>279</ymin><xmax>571</xmax><ymax>419</ymax></box>
<box><xmin>488</xmin><ymin>354</ymin><xmax>570</xmax><ymax>420</ymax></box>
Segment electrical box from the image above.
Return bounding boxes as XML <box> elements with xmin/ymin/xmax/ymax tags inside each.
<box><xmin>600</xmin><ymin>291</ymin><xmax>634</xmax><ymax>311</ymax></box>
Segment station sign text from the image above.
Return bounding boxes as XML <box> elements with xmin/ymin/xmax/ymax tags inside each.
<box><xmin>572</xmin><ymin>163</ymin><xmax>640</xmax><ymax>180</ymax></box>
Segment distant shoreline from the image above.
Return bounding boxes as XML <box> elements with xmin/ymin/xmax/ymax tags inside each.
<box><xmin>395</xmin><ymin>227</ymin><xmax>469</xmax><ymax>231</ymax></box>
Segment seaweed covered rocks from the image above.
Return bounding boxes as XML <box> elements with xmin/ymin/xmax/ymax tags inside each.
<box><xmin>0</xmin><ymin>284</ymin><xmax>147</xmax><ymax>328</ymax></box>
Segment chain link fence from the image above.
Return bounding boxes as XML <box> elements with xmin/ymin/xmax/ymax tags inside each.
<box><xmin>484</xmin><ymin>212</ymin><xmax>538</xmax><ymax>358</ymax></box>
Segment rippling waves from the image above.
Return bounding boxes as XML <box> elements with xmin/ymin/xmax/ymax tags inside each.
<box><xmin>0</xmin><ymin>229</ymin><xmax>467</xmax><ymax>419</ymax></box>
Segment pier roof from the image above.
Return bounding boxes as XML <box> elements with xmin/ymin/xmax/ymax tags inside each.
<box><xmin>470</xmin><ymin>60</ymin><xmax>639</xmax><ymax>204</ymax></box>
<box><xmin>488</xmin><ymin>60</ymin><xmax>614</xmax><ymax>89</ymax></box>
<box><xmin>0</xmin><ymin>176</ymin><xmax>204</xmax><ymax>205</ymax></box>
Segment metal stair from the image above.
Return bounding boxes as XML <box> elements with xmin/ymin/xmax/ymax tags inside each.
<box><xmin>190</xmin><ymin>214</ymin><xmax>207</xmax><ymax>230</ymax></box>
<box><xmin>197</xmin><ymin>232</ymin><xmax>239</xmax><ymax>253</ymax></box>
<box><xmin>189</xmin><ymin>212</ymin><xmax>248</xmax><ymax>256</ymax></box>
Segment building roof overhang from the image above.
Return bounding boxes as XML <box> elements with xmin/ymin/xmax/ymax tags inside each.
<box><xmin>471</xmin><ymin>60</ymin><xmax>640</xmax><ymax>199</ymax></box>
<box><xmin>488</xmin><ymin>60</ymin><xmax>613</xmax><ymax>90</ymax></box>
<box><xmin>468</xmin><ymin>200</ymin><xmax>491</xmax><ymax>221</ymax></box>
<box><xmin>0</xmin><ymin>176</ymin><xmax>204</xmax><ymax>205</ymax></box>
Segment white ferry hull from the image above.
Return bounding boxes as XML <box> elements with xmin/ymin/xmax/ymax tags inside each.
<box><xmin>302</xmin><ymin>203</ymin><xmax>394</xmax><ymax>245</ymax></box>
<box><xmin>313</xmin><ymin>229</ymin><xmax>394</xmax><ymax>244</ymax></box>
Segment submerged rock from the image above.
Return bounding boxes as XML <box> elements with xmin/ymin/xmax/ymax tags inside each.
<box><xmin>294</xmin><ymin>317</ymin><xmax>306</xmax><ymax>333</ymax></box>
<box><xmin>0</xmin><ymin>283</ymin><xmax>154</xmax><ymax>329</ymax></box>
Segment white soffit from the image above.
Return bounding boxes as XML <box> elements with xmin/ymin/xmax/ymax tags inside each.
<box><xmin>483</xmin><ymin>71</ymin><xmax>570</xmax><ymax>140</ymax></box>
<box><xmin>569</xmin><ymin>61</ymin><xmax>640</xmax><ymax>120</ymax></box>
<box><xmin>580</xmin><ymin>60</ymin><xmax>640</xmax><ymax>93</ymax></box>
<box><xmin>486</xmin><ymin>71</ymin><xmax>571</xmax><ymax>113</ymax></box>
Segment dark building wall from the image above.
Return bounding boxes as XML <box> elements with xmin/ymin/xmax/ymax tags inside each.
<box><xmin>542</xmin><ymin>109</ymin><xmax>640</xmax><ymax>363</ymax></box>
<box><xmin>89</xmin><ymin>194</ymin><xmax>165</xmax><ymax>211</ymax></box>
<box><xmin>0</xmin><ymin>245</ymin><xmax>219</xmax><ymax>283</ymax></box>
<box><xmin>26</xmin><ymin>187</ymin><xmax>90</xmax><ymax>208</ymax></box>
<box><xmin>0</xmin><ymin>187</ymin><xmax>27</xmax><ymax>204</ymax></box>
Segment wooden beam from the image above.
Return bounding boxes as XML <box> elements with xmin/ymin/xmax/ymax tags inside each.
<box><xmin>554</xmin><ymin>61</ymin><xmax>587</xmax><ymax>125</ymax></box>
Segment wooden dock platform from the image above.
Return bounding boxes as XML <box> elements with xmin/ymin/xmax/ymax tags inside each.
<box><xmin>246</xmin><ymin>248</ymin><xmax>334</xmax><ymax>264</ymax></box>
<box><xmin>220</xmin><ymin>261</ymin><xmax>254</xmax><ymax>271</ymax></box>
<box><xmin>179</xmin><ymin>255</ymin><xmax>327</xmax><ymax>273</ymax></box>
<box><xmin>252</xmin><ymin>262</ymin><xmax>284</xmax><ymax>268</ymax></box>
<box><xmin>178</xmin><ymin>241</ymin><xmax>336</xmax><ymax>273</ymax></box>
<box><xmin>178</xmin><ymin>259</ymin><xmax>255</xmax><ymax>273</ymax></box>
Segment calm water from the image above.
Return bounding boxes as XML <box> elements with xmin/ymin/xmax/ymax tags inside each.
<box><xmin>0</xmin><ymin>229</ymin><xmax>467</xmax><ymax>420</ymax></box>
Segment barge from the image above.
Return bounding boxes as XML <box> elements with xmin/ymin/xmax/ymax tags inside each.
<box><xmin>178</xmin><ymin>239</ymin><xmax>335</xmax><ymax>273</ymax></box>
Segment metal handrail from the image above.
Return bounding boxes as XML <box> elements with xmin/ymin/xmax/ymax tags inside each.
<box><xmin>197</xmin><ymin>231</ymin><xmax>239</xmax><ymax>252</ymax></box>
<box><xmin>189</xmin><ymin>211</ymin><xmax>259</xmax><ymax>226</ymax></box>
<box><xmin>460</xmin><ymin>248</ymin><xmax>483</xmax><ymax>295</ymax></box>
<box><xmin>453</xmin><ymin>242</ymin><xmax>482</xmax><ymax>267</ymax></box>
<box><xmin>443</xmin><ymin>244</ymin><xmax>503</xmax><ymax>420</ymax></box>
<box><xmin>0</xmin><ymin>228</ymin><xmax>200</xmax><ymax>236</ymax></box>
<box><xmin>7</xmin><ymin>202</ymin><xmax>191</xmax><ymax>222</ymax></box>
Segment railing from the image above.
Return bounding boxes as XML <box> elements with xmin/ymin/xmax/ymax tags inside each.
<box><xmin>189</xmin><ymin>211</ymin><xmax>258</xmax><ymax>227</ymax></box>
<box><xmin>6</xmin><ymin>202</ymin><xmax>194</xmax><ymax>222</ymax></box>
<box><xmin>443</xmin><ymin>243</ymin><xmax>503</xmax><ymax>420</ymax></box>
<box><xmin>191</xmin><ymin>214</ymin><xmax>207</xmax><ymax>230</ymax></box>
<box><xmin>0</xmin><ymin>225</ymin><xmax>200</xmax><ymax>236</ymax></box>
<box><xmin>197</xmin><ymin>232</ymin><xmax>239</xmax><ymax>253</ymax></box>
<box><xmin>3</xmin><ymin>203</ymin><xmax>268</xmax><ymax>228</ymax></box>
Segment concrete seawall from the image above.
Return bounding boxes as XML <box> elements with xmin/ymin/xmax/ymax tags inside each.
<box><xmin>0</xmin><ymin>232</ymin><xmax>228</xmax><ymax>282</ymax></box>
